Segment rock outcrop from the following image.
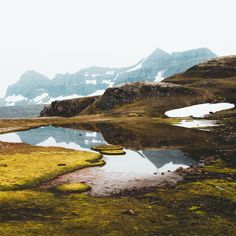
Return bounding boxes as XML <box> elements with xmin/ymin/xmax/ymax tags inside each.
<box><xmin>40</xmin><ymin>81</ymin><xmax>211</xmax><ymax>117</ymax></box>
<box><xmin>40</xmin><ymin>96</ymin><xmax>99</xmax><ymax>117</ymax></box>
<box><xmin>85</xmin><ymin>82</ymin><xmax>202</xmax><ymax>112</ymax></box>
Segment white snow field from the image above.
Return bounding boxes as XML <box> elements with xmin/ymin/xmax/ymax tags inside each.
<box><xmin>165</xmin><ymin>103</ymin><xmax>235</xmax><ymax>118</ymax></box>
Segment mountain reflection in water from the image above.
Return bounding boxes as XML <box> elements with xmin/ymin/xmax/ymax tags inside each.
<box><xmin>0</xmin><ymin>126</ymin><xmax>197</xmax><ymax>174</ymax></box>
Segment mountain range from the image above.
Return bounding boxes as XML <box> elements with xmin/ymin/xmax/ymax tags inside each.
<box><xmin>0</xmin><ymin>48</ymin><xmax>217</xmax><ymax>106</ymax></box>
<box><xmin>41</xmin><ymin>55</ymin><xmax>236</xmax><ymax>118</ymax></box>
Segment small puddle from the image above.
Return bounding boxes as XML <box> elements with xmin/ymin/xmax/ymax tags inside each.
<box><xmin>0</xmin><ymin>126</ymin><xmax>198</xmax><ymax>196</ymax></box>
<box><xmin>174</xmin><ymin>119</ymin><xmax>218</xmax><ymax>130</ymax></box>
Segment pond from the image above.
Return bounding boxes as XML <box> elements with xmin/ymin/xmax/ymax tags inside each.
<box><xmin>0</xmin><ymin>126</ymin><xmax>198</xmax><ymax>195</ymax></box>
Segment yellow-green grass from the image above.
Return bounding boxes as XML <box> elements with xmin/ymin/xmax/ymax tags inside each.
<box><xmin>0</xmin><ymin>139</ymin><xmax>235</xmax><ymax>235</ymax></box>
<box><xmin>0</xmin><ymin>142</ymin><xmax>103</xmax><ymax>190</ymax></box>
<box><xmin>55</xmin><ymin>182</ymin><xmax>91</xmax><ymax>193</ymax></box>
<box><xmin>202</xmin><ymin>159</ymin><xmax>236</xmax><ymax>174</ymax></box>
<box><xmin>0</xmin><ymin>115</ymin><xmax>181</xmax><ymax>136</ymax></box>
<box><xmin>0</xmin><ymin>160</ymin><xmax>235</xmax><ymax>235</ymax></box>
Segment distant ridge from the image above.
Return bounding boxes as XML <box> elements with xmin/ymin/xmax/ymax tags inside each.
<box><xmin>0</xmin><ymin>48</ymin><xmax>217</xmax><ymax>106</ymax></box>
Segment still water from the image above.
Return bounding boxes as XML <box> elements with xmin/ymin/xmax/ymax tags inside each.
<box><xmin>0</xmin><ymin>126</ymin><xmax>198</xmax><ymax>195</ymax></box>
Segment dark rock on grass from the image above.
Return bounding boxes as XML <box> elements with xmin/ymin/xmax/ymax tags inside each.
<box><xmin>121</xmin><ymin>209</ymin><xmax>136</xmax><ymax>215</ymax></box>
<box><xmin>57</xmin><ymin>163</ymin><xmax>67</xmax><ymax>166</ymax></box>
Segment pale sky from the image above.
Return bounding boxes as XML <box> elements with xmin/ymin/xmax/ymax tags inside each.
<box><xmin>0</xmin><ymin>0</ymin><xmax>235</xmax><ymax>97</ymax></box>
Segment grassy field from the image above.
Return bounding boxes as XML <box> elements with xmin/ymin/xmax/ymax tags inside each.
<box><xmin>0</xmin><ymin>142</ymin><xmax>103</xmax><ymax>190</ymax></box>
<box><xmin>0</xmin><ymin>156</ymin><xmax>235</xmax><ymax>235</ymax></box>
<box><xmin>0</xmin><ymin>115</ymin><xmax>235</xmax><ymax>235</ymax></box>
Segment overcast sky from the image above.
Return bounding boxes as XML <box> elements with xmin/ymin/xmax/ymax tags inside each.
<box><xmin>0</xmin><ymin>0</ymin><xmax>235</xmax><ymax>97</ymax></box>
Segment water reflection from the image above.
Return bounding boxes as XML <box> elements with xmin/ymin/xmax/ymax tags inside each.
<box><xmin>0</xmin><ymin>126</ymin><xmax>197</xmax><ymax>175</ymax></box>
<box><xmin>0</xmin><ymin>125</ymin><xmax>200</xmax><ymax>195</ymax></box>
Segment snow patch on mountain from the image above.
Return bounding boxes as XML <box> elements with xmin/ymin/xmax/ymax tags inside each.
<box><xmin>88</xmin><ymin>90</ymin><xmax>105</xmax><ymax>96</ymax></box>
<box><xmin>126</xmin><ymin>59</ymin><xmax>145</xmax><ymax>73</ymax></box>
<box><xmin>105</xmin><ymin>71</ymin><xmax>115</xmax><ymax>75</ymax></box>
<box><xmin>154</xmin><ymin>71</ymin><xmax>165</xmax><ymax>82</ymax></box>
<box><xmin>33</xmin><ymin>93</ymin><xmax>49</xmax><ymax>103</ymax></box>
<box><xmin>5</xmin><ymin>95</ymin><xmax>28</xmax><ymax>106</ymax></box>
<box><xmin>48</xmin><ymin>94</ymin><xmax>82</xmax><ymax>103</ymax></box>
<box><xmin>91</xmin><ymin>74</ymin><xmax>101</xmax><ymax>78</ymax></box>
<box><xmin>36</xmin><ymin>88</ymin><xmax>45</xmax><ymax>92</ymax></box>
<box><xmin>86</xmin><ymin>80</ymin><xmax>97</xmax><ymax>85</ymax></box>
<box><xmin>102</xmin><ymin>80</ymin><xmax>113</xmax><ymax>87</ymax></box>
<box><xmin>2</xmin><ymin>48</ymin><xmax>217</xmax><ymax>106</ymax></box>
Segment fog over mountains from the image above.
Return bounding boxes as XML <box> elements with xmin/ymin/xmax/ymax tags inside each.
<box><xmin>0</xmin><ymin>48</ymin><xmax>217</xmax><ymax>106</ymax></box>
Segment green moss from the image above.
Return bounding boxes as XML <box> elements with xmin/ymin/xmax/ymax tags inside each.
<box><xmin>0</xmin><ymin>143</ymin><xmax>103</xmax><ymax>190</ymax></box>
<box><xmin>55</xmin><ymin>183</ymin><xmax>91</xmax><ymax>193</ymax></box>
<box><xmin>189</xmin><ymin>205</ymin><xmax>200</xmax><ymax>211</ymax></box>
<box><xmin>0</xmin><ymin>186</ymin><xmax>235</xmax><ymax>235</ymax></box>
<box><xmin>0</xmin><ymin>114</ymin><xmax>235</xmax><ymax>235</ymax></box>
<box><xmin>201</xmin><ymin>159</ymin><xmax>236</xmax><ymax>174</ymax></box>
<box><xmin>0</xmin><ymin>148</ymin><xmax>235</xmax><ymax>235</ymax></box>
<box><xmin>189</xmin><ymin>206</ymin><xmax>205</xmax><ymax>215</ymax></box>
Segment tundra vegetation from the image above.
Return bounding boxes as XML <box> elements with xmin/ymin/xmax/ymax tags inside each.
<box><xmin>0</xmin><ymin>56</ymin><xmax>235</xmax><ymax>235</ymax></box>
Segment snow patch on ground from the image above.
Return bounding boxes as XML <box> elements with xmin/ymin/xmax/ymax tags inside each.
<box><xmin>5</xmin><ymin>95</ymin><xmax>28</xmax><ymax>106</ymax></box>
<box><xmin>174</xmin><ymin>119</ymin><xmax>218</xmax><ymax>129</ymax></box>
<box><xmin>165</xmin><ymin>103</ymin><xmax>235</xmax><ymax>118</ymax></box>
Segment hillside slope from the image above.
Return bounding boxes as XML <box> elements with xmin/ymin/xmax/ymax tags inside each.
<box><xmin>40</xmin><ymin>56</ymin><xmax>236</xmax><ymax>118</ymax></box>
<box><xmin>41</xmin><ymin>82</ymin><xmax>212</xmax><ymax>117</ymax></box>
<box><xmin>164</xmin><ymin>56</ymin><xmax>236</xmax><ymax>103</ymax></box>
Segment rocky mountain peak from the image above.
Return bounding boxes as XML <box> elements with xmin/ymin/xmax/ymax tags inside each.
<box><xmin>19</xmin><ymin>71</ymin><xmax>49</xmax><ymax>83</ymax></box>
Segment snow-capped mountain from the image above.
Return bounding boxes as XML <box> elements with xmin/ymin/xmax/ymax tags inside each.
<box><xmin>1</xmin><ymin>48</ymin><xmax>217</xmax><ymax>106</ymax></box>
